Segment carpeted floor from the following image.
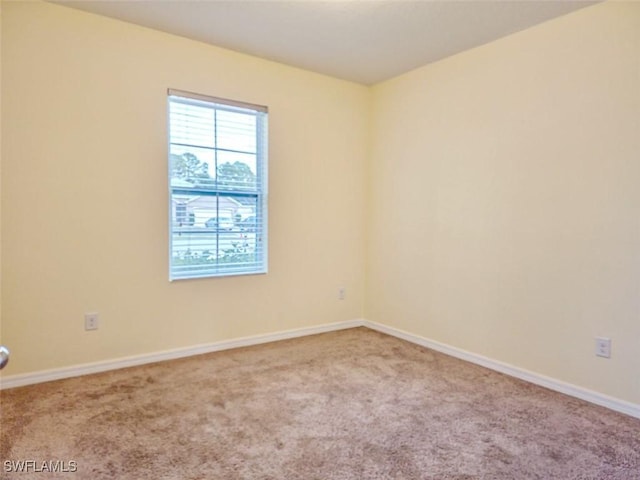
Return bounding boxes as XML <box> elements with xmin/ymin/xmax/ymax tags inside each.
<box><xmin>1</xmin><ymin>327</ymin><xmax>639</xmax><ymax>479</ymax></box>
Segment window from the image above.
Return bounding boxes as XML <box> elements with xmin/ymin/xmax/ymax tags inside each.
<box><xmin>168</xmin><ymin>89</ymin><xmax>268</xmax><ymax>280</ymax></box>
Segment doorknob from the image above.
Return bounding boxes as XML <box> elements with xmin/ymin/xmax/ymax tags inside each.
<box><xmin>0</xmin><ymin>346</ymin><xmax>9</xmax><ymax>370</ymax></box>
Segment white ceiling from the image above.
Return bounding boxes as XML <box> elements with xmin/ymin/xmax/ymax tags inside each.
<box><xmin>52</xmin><ymin>1</ymin><xmax>598</xmax><ymax>85</ymax></box>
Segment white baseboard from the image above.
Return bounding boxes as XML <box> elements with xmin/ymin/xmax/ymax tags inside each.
<box><xmin>2</xmin><ymin>317</ymin><xmax>638</xmax><ymax>420</ymax></box>
<box><xmin>0</xmin><ymin>318</ymin><xmax>365</xmax><ymax>390</ymax></box>
<box><xmin>363</xmin><ymin>319</ymin><xmax>640</xmax><ymax>420</ymax></box>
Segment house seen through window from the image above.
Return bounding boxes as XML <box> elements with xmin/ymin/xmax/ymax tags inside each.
<box><xmin>168</xmin><ymin>89</ymin><xmax>268</xmax><ymax>280</ymax></box>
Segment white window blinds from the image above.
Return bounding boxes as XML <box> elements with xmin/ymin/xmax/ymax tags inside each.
<box><xmin>168</xmin><ymin>89</ymin><xmax>268</xmax><ymax>280</ymax></box>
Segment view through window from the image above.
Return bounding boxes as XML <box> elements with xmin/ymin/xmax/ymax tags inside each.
<box><xmin>168</xmin><ymin>90</ymin><xmax>268</xmax><ymax>280</ymax></box>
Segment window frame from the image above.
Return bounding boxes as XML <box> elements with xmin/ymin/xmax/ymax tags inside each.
<box><xmin>167</xmin><ymin>89</ymin><xmax>268</xmax><ymax>281</ymax></box>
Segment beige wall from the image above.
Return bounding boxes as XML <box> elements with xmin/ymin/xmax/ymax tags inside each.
<box><xmin>1</xmin><ymin>1</ymin><xmax>368</xmax><ymax>375</ymax></box>
<box><xmin>0</xmin><ymin>1</ymin><xmax>3</xmax><ymax>343</ymax></box>
<box><xmin>2</xmin><ymin>1</ymin><xmax>638</xmax><ymax>408</ymax></box>
<box><xmin>367</xmin><ymin>1</ymin><xmax>640</xmax><ymax>404</ymax></box>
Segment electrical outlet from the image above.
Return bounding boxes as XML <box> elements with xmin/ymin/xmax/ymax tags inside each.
<box><xmin>85</xmin><ymin>312</ymin><xmax>99</xmax><ymax>331</ymax></box>
<box><xmin>338</xmin><ymin>287</ymin><xmax>346</xmax><ymax>300</ymax></box>
<box><xmin>595</xmin><ymin>337</ymin><xmax>611</xmax><ymax>358</ymax></box>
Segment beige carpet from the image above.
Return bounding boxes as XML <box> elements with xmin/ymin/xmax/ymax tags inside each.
<box><xmin>1</xmin><ymin>327</ymin><xmax>639</xmax><ymax>479</ymax></box>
